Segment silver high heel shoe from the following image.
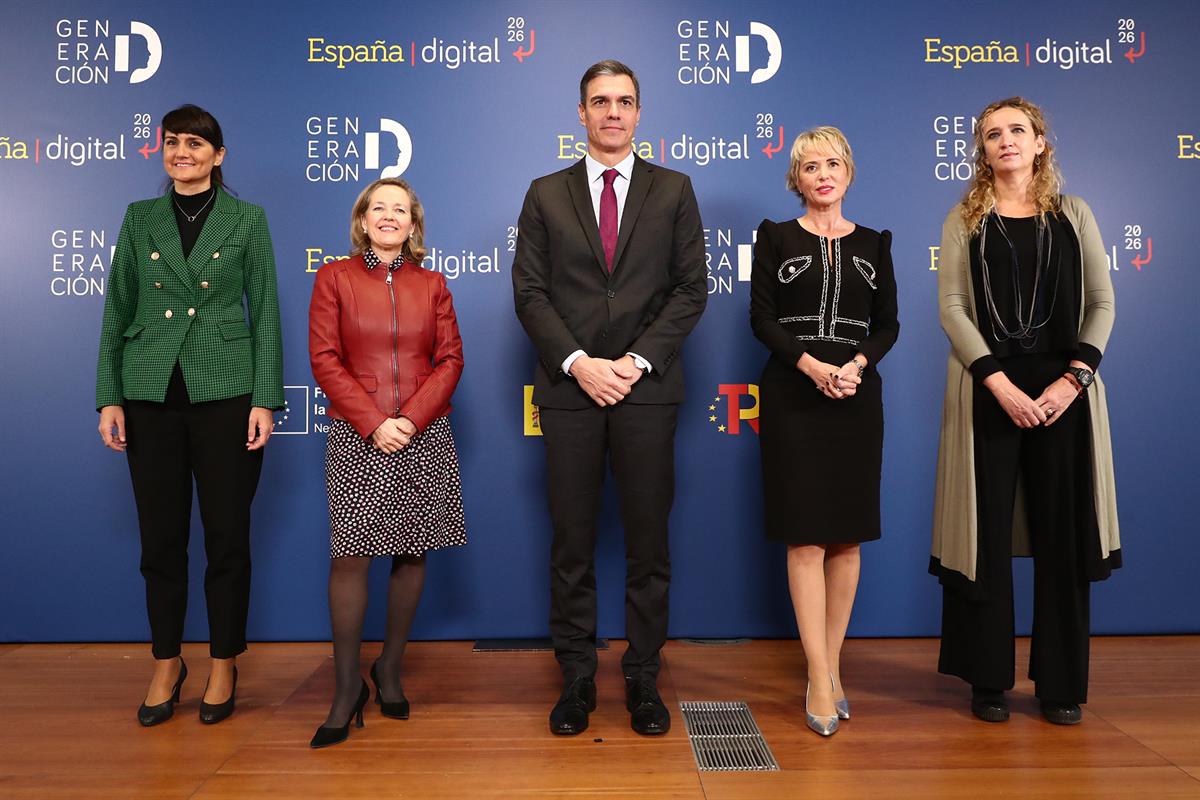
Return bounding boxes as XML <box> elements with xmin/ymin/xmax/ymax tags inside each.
<box><xmin>834</xmin><ymin>697</ymin><xmax>850</xmax><ymax>720</ymax></box>
<box><xmin>831</xmin><ymin>673</ymin><xmax>850</xmax><ymax>720</ymax></box>
<box><xmin>805</xmin><ymin>678</ymin><xmax>839</xmax><ymax>737</ymax></box>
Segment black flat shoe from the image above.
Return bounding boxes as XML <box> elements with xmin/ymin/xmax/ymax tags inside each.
<box><xmin>625</xmin><ymin>675</ymin><xmax>670</xmax><ymax>735</ymax></box>
<box><xmin>370</xmin><ymin>661</ymin><xmax>410</xmax><ymax>720</ymax></box>
<box><xmin>310</xmin><ymin>680</ymin><xmax>369</xmax><ymax>748</ymax></box>
<box><xmin>549</xmin><ymin>676</ymin><xmax>596</xmax><ymax>736</ymax></box>
<box><xmin>970</xmin><ymin>686</ymin><xmax>1009</xmax><ymax>723</ymax></box>
<box><xmin>137</xmin><ymin>658</ymin><xmax>187</xmax><ymax>727</ymax></box>
<box><xmin>1041</xmin><ymin>700</ymin><xmax>1082</xmax><ymax>725</ymax></box>
<box><xmin>199</xmin><ymin>666</ymin><xmax>238</xmax><ymax>725</ymax></box>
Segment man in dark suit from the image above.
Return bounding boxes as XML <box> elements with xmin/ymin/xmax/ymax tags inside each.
<box><xmin>512</xmin><ymin>60</ymin><xmax>707</xmax><ymax>736</ymax></box>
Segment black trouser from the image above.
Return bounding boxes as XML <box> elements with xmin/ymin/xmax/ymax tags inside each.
<box><xmin>124</xmin><ymin>365</ymin><xmax>263</xmax><ymax>659</ymax></box>
<box><xmin>539</xmin><ymin>403</ymin><xmax>677</xmax><ymax>682</ymax></box>
<box><xmin>939</xmin><ymin>354</ymin><xmax>1094</xmax><ymax>704</ymax></box>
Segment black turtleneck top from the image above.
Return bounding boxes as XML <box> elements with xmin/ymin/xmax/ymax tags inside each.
<box><xmin>171</xmin><ymin>187</ymin><xmax>217</xmax><ymax>259</ymax></box>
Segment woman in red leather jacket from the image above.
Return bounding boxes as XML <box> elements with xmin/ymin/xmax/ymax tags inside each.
<box><xmin>307</xmin><ymin>178</ymin><xmax>465</xmax><ymax>748</ymax></box>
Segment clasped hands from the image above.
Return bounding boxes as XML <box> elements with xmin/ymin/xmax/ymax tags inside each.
<box><xmin>571</xmin><ymin>354</ymin><xmax>644</xmax><ymax>407</ymax></box>
<box><xmin>983</xmin><ymin>371</ymin><xmax>1080</xmax><ymax>429</ymax></box>
<box><xmin>798</xmin><ymin>354</ymin><xmax>862</xmax><ymax>400</ymax></box>
<box><xmin>371</xmin><ymin>416</ymin><xmax>418</xmax><ymax>454</ymax></box>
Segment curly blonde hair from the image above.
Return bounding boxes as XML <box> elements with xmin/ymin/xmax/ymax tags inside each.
<box><xmin>960</xmin><ymin>97</ymin><xmax>1063</xmax><ymax>233</ymax></box>
<box><xmin>349</xmin><ymin>178</ymin><xmax>427</xmax><ymax>263</ymax></box>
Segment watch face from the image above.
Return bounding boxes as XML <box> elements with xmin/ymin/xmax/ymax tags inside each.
<box><xmin>1072</xmin><ymin>368</ymin><xmax>1094</xmax><ymax>387</ymax></box>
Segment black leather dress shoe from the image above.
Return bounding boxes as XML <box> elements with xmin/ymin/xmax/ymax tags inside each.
<box><xmin>625</xmin><ymin>675</ymin><xmax>670</xmax><ymax>735</ymax></box>
<box><xmin>199</xmin><ymin>666</ymin><xmax>237</xmax><ymax>725</ymax></box>
<box><xmin>137</xmin><ymin>659</ymin><xmax>187</xmax><ymax>727</ymax></box>
<box><xmin>970</xmin><ymin>687</ymin><xmax>1009</xmax><ymax>723</ymax></box>
<box><xmin>550</xmin><ymin>676</ymin><xmax>596</xmax><ymax>736</ymax></box>
<box><xmin>1041</xmin><ymin>701</ymin><xmax>1082</xmax><ymax>725</ymax></box>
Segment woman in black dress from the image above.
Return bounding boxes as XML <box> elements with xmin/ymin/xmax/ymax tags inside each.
<box><xmin>750</xmin><ymin>127</ymin><xmax>899</xmax><ymax>737</ymax></box>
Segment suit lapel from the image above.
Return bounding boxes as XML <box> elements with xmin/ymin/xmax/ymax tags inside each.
<box><xmin>611</xmin><ymin>157</ymin><xmax>652</xmax><ymax>275</ymax></box>
<box><xmin>188</xmin><ymin>189</ymin><xmax>241</xmax><ymax>276</ymax></box>
<box><xmin>146</xmin><ymin>194</ymin><xmax>190</xmax><ymax>286</ymax></box>
<box><xmin>566</xmin><ymin>162</ymin><xmax>608</xmax><ymax>275</ymax></box>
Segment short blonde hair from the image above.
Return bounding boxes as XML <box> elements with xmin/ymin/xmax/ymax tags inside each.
<box><xmin>785</xmin><ymin>126</ymin><xmax>856</xmax><ymax>205</ymax></box>
<box><xmin>349</xmin><ymin>178</ymin><xmax>427</xmax><ymax>263</ymax></box>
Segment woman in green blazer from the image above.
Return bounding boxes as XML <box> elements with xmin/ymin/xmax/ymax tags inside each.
<box><xmin>95</xmin><ymin>105</ymin><xmax>283</xmax><ymax>727</ymax></box>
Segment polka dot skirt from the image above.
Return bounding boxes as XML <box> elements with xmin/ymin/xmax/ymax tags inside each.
<box><xmin>325</xmin><ymin>416</ymin><xmax>467</xmax><ymax>558</ymax></box>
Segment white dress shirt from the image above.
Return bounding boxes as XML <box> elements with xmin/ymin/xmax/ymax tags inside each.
<box><xmin>562</xmin><ymin>151</ymin><xmax>651</xmax><ymax>376</ymax></box>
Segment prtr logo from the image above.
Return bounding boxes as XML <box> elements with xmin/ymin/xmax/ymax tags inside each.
<box><xmin>708</xmin><ymin>385</ymin><xmax>759</xmax><ymax>435</ymax></box>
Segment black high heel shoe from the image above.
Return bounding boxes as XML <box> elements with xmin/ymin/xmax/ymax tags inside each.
<box><xmin>370</xmin><ymin>661</ymin><xmax>410</xmax><ymax>720</ymax></box>
<box><xmin>137</xmin><ymin>658</ymin><xmax>187</xmax><ymax>727</ymax></box>
<box><xmin>310</xmin><ymin>680</ymin><xmax>369</xmax><ymax>748</ymax></box>
<box><xmin>199</xmin><ymin>665</ymin><xmax>238</xmax><ymax>725</ymax></box>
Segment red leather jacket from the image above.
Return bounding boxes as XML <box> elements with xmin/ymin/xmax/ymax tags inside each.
<box><xmin>308</xmin><ymin>254</ymin><xmax>463</xmax><ymax>438</ymax></box>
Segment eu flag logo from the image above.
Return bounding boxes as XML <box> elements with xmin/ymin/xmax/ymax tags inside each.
<box><xmin>272</xmin><ymin>386</ymin><xmax>311</xmax><ymax>435</ymax></box>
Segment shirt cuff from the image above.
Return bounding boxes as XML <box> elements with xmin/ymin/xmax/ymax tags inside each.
<box><xmin>969</xmin><ymin>354</ymin><xmax>1002</xmax><ymax>382</ymax></box>
<box><xmin>1075</xmin><ymin>344</ymin><xmax>1103</xmax><ymax>372</ymax></box>
<box><xmin>627</xmin><ymin>352</ymin><xmax>651</xmax><ymax>374</ymax></box>
<box><xmin>562</xmin><ymin>350</ymin><xmax>586</xmax><ymax>376</ymax></box>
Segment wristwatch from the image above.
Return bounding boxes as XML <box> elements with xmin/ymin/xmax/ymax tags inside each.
<box><xmin>1064</xmin><ymin>366</ymin><xmax>1094</xmax><ymax>393</ymax></box>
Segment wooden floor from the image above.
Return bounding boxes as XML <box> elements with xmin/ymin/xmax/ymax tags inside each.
<box><xmin>1</xmin><ymin>637</ymin><xmax>1198</xmax><ymax>798</ymax></box>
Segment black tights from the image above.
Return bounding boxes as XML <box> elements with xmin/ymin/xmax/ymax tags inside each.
<box><xmin>324</xmin><ymin>554</ymin><xmax>426</xmax><ymax>726</ymax></box>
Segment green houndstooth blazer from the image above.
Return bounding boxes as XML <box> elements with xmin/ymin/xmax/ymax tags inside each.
<box><xmin>95</xmin><ymin>189</ymin><xmax>284</xmax><ymax>410</ymax></box>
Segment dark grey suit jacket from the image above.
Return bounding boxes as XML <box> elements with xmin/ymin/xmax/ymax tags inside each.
<box><xmin>513</xmin><ymin>156</ymin><xmax>707</xmax><ymax>409</ymax></box>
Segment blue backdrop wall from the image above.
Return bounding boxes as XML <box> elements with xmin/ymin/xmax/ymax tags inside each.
<box><xmin>2</xmin><ymin>0</ymin><xmax>1197</xmax><ymax>644</ymax></box>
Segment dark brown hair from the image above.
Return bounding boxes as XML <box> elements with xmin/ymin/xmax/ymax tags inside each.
<box><xmin>160</xmin><ymin>104</ymin><xmax>227</xmax><ymax>192</ymax></box>
<box><xmin>579</xmin><ymin>59</ymin><xmax>641</xmax><ymax>107</ymax></box>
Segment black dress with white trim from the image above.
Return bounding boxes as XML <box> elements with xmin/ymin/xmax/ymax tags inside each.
<box><xmin>750</xmin><ymin>219</ymin><xmax>900</xmax><ymax>544</ymax></box>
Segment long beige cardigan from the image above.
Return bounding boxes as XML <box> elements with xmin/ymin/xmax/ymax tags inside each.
<box><xmin>931</xmin><ymin>195</ymin><xmax>1120</xmax><ymax>583</ymax></box>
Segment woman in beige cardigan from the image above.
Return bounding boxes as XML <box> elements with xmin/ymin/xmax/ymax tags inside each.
<box><xmin>931</xmin><ymin>97</ymin><xmax>1120</xmax><ymax>726</ymax></box>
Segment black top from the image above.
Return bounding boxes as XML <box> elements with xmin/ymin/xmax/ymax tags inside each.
<box><xmin>171</xmin><ymin>187</ymin><xmax>217</xmax><ymax>259</ymax></box>
<box><xmin>751</xmin><ymin>219</ymin><xmax>900</xmax><ymax>369</ymax></box>
<box><xmin>968</xmin><ymin>212</ymin><xmax>1101</xmax><ymax>379</ymax></box>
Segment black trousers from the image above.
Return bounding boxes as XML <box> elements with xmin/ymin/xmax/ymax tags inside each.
<box><xmin>539</xmin><ymin>403</ymin><xmax>677</xmax><ymax>681</ymax></box>
<box><xmin>124</xmin><ymin>365</ymin><xmax>263</xmax><ymax>659</ymax></box>
<box><xmin>939</xmin><ymin>354</ymin><xmax>1095</xmax><ymax>703</ymax></box>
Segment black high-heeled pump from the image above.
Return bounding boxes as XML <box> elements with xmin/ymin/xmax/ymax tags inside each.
<box><xmin>310</xmin><ymin>680</ymin><xmax>369</xmax><ymax>748</ymax></box>
<box><xmin>137</xmin><ymin>658</ymin><xmax>188</xmax><ymax>727</ymax></box>
<box><xmin>370</xmin><ymin>661</ymin><xmax>410</xmax><ymax>720</ymax></box>
<box><xmin>199</xmin><ymin>665</ymin><xmax>238</xmax><ymax>725</ymax></box>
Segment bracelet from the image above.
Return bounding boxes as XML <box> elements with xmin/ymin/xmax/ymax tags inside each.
<box><xmin>1062</xmin><ymin>372</ymin><xmax>1083</xmax><ymax>394</ymax></box>
<box><xmin>850</xmin><ymin>357</ymin><xmax>866</xmax><ymax>377</ymax></box>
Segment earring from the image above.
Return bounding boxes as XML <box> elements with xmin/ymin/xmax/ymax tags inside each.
<box><xmin>1034</xmin><ymin>155</ymin><xmax>1041</xmax><ymax>167</ymax></box>
<box><xmin>362</xmin><ymin>226</ymin><xmax>367</xmax><ymax>233</ymax></box>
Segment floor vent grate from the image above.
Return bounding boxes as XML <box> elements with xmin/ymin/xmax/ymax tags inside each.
<box><xmin>680</xmin><ymin>701</ymin><xmax>780</xmax><ymax>772</ymax></box>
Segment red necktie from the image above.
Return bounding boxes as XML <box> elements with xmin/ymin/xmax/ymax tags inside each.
<box><xmin>600</xmin><ymin>168</ymin><xmax>618</xmax><ymax>272</ymax></box>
